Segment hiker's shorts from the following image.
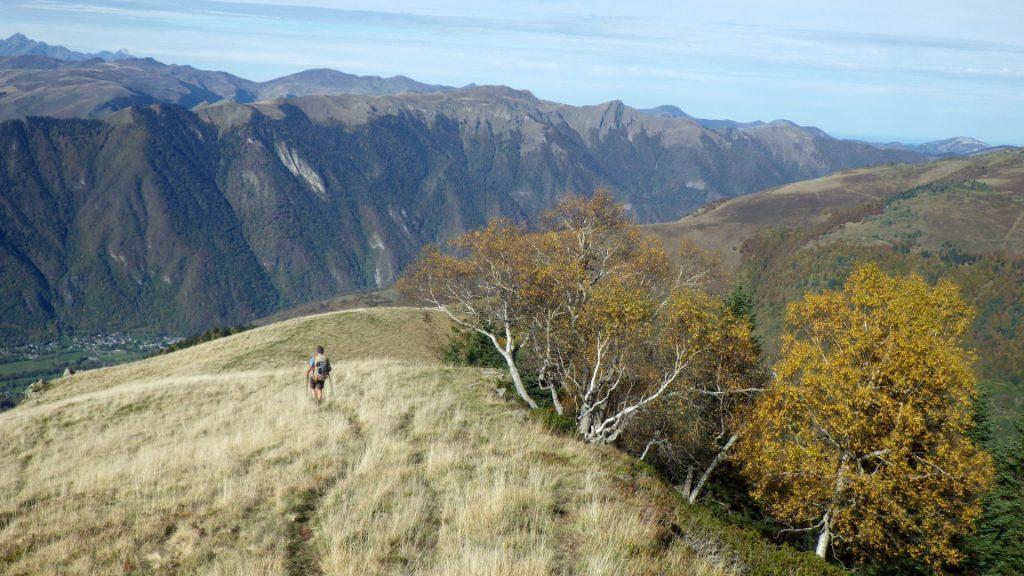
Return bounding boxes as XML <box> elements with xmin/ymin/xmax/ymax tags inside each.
<box><xmin>310</xmin><ymin>378</ymin><xmax>325</xmax><ymax>390</ymax></box>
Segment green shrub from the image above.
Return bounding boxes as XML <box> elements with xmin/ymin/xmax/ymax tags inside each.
<box><xmin>441</xmin><ymin>328</ymin><xmax>506</xmax><ymax>368</ymax></box>
<box><xmin>679</xmin><ymin>506</ymin><xmax>847</xmax><ymax>576</ymax></box>
<box><xmin>527</xmin><ymin>407</ymin><xmax>576</xmax><ymax>436</ymax></box>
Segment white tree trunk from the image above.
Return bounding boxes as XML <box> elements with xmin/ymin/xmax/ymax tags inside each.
<box><xmin>577</xmin><ymin>406</ymin><xmax>596</xmax><ymax>437</ymax></box>
<box><xmin>548</xmin><ymin>382</ymin><xmax>564</xmax><ymax>415</ymax></box>
<box><xmin>816</xmin><ymin>513</ymin><xmax>831</xmax><ymax>559</ymax></box>
<box><xmin>577</xmin><ymin>371</ymin><xmax>682</xmax><ymax>444</ymax></box>
<box><xmin>816</xmin><ymin>454</ymin><xmax>846</xmax><ymax>559</ymax></box>
<box><xmin>688</xmin><ymin>434</ymin><xmax>738</xmax><ymax>503</ymax></box>
<box><xmin>577</xmin><ymin>411</ymin><xmax>590</xmax><ymax>436</ymax></box>
<box><xmin>500</xmin><ymin>349</ymin><xmax>538</xmax><ymax>409</ymax></box>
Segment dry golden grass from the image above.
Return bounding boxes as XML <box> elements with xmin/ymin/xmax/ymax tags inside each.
<box><xmin>0</xmin><ymin>308</ymin><xmax>737</xmax><ymax>575</ymax></box>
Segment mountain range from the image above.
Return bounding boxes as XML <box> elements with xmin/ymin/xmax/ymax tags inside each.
<box><xmin>0</xmin><ymin>34</ymin><xmax>993</xmax><ymax>154</ymax></box>
<box><xmin>0</xmin><ymin>33</ymin><xmax>132</xmax><ymax>62</ymax></box>
<box><xmin>0</xmin><ymin>53</ymin><xmax>456</xmax><ymax>121</ymax></box>
<box><xmin>0</xmin><ymin>34</ymin><xmax>1000</xmax><ymax>343</ymax></box>
<box><xmin>0</xmin><ymin>86</ymin><xmax>933</xmax><ymax>342</ymax></box>
<box><xmin>640</xmin><ymin>104</ymin><xmax>769</xmax><ymax>131</ymax></box>
<box><xmin>870</xmin><ymin>136</ymin><xmax>993</xmax><ymax>156</ymax></box>
<box><xmin>639</xmin><ymin>104</ymin><xmax>993</xmax><ymax>157</ymax></box>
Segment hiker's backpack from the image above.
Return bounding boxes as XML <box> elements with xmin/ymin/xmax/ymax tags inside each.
<box><xmin>313</xmin><ymin>354</ymin><xmax>331</xmax><ymax>381</ymax></box>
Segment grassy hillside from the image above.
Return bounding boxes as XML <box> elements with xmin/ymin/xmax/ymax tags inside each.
<box><xmin>0</xmin><ymin>307</ymin><xmax>834</xmax><ymax>575</ymax></box>
<box><xmin>649</xmin><ymin>149</ymin><xmax>1024</xmax><ymax>435</ymax></box>
<box><xmin>647</xmin><ymin>152</ymin><xmax>1015</xmax><ymax>269</ymax></box>
<box><xmin>252</xmin><ymin>288</ymin><xmax>407</xmax><ymax>327</ymax></box>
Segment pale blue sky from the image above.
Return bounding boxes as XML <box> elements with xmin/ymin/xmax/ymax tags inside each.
<box><xmin>3</xmin><ymin>0</ymin><xmax>1022</xmax><ymax>144</ymax></box>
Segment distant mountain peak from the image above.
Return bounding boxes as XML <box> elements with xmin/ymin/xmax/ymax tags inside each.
<box><xmin>639</xmin><ymin>105</ymin><xmax>692</xmax><ymax>119</ymax></box>
<box><xmin>939</xmin><ymin>136</ymin><xmax>989</xmax><ymax>146</ymax></box>
<box><xmin>454</xmin><ymin>84</ymin><xmax>537</xmax><ymax>101</ymax></box>
<box><xmin>869</xmin><ymin>136</ymin><xmax>991</xmax><ymax>157</ymax></box>
<box><xmin>0</xmin><ymin>32</ymin><xmax>133</xmax><ymax>62</ymax></box>
<box><xmin>639</xmin><ymin>104</ymin><xmax>992</xmax><ymax>157</ymax></box>
<box><xmin>638</xmin><ymin>105</ymin><xmax>775</xmax><ymax>131</ymax></box>
<box><xmin>256</xmin><ymin>67</ymin><xmax>454</xmax><ymax>99</ymax></box>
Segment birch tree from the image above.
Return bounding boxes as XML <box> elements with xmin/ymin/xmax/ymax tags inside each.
<box><xmin>528</xmin><ymin>191</ymin><xmax>721</xmax><ymax>443</ymax></box>
<box><xmin>555</xmin><ymin>283</ymin><xmax>710</xmax><ymax>443</ymax></box>
<box><xmin>736</xmin><ymin>264</ymin><xmax>994</xmax><ymax>570</ymax></box>
<box><xmin>631</xmin><ymin>300</ymin><xmax>764</xmax><ymax>503</ymax></box>
<box><xmin>400</xmin><ymin>190</ymin><xmax>729</xmax><ymax>449</ymax></box>
<box><xmin>397</xmin><ymin>221</ymin><xmax>540</xmax><ymax>408</ymax></box>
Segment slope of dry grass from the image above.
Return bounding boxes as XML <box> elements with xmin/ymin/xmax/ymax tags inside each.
<box><xmin>0</xmin><ymin>308</ymin><xmax>740</xmax><ymax>575</ymax></box>
<box><xmin>825</xmin><ymin>158</ymin><xmax>1024</xmax><ymax>256</ymax></box>
<box><xmin>646</xmin><ymin>150</ymin><xmax>1023</xmax><ymax>269</ymax></box>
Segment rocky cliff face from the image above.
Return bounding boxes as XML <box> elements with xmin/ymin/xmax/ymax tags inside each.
<box><xmin>0</xmin><ymin>89</ymin><xmax>928</xmax><ymax>341</ymax></box>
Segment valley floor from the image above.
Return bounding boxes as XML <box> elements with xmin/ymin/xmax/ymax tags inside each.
<box><xmin>0</xmin><ymin>308</ymin><xmax>747</xmax><ymax>575</ymax></box>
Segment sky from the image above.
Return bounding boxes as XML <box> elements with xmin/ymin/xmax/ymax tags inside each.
<box><xmin>2</xmin><ymin>0</ymin><xmax>1022</xmax><ymax>144</ymax></box>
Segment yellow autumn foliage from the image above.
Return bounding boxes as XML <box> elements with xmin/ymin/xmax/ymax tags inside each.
<box><xmin>737</xmin><ymin>264</ymin><xmax>994</xmax><ymax>570</ymax></box>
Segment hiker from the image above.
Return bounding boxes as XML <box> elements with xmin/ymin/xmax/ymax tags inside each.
<box><xmin>305</xmin><ymin>345</ymin><xmax>332</xmax><ymax>404</ymax></box>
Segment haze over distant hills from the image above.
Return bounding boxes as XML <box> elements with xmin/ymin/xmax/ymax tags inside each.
<box><xmin>640</xmin><ymin>104</ymin><xmax>767</xmax><ymax>131</ymax></box>
<box><xmin>639</xmin><ymin>104</ymin><xmax>995</xmax><ymax>157</ymax></box>
<box><xmin>0</xmin><ymin>53</ymin><xmax>456</xmax><ymax>121</ymax></box>
<box><xmin>870</xmin><ymin>136</ymin><xmax>993</xmax><ymax>156</ymax></box>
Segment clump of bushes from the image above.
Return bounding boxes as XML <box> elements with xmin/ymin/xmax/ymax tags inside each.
<box><xmin>678</xmin><ymin>506</ymin><xmax>847</xmax><ymax>576</ymax></box>
<box><xmin>441</xmin><ymin>328</ymin><xmax>506</xmax><ymax>368</ymax></box>
<box><xmin>527</xmin><ymin>407</ymin><xmax>576</xmax><ymax>436</ymax></box>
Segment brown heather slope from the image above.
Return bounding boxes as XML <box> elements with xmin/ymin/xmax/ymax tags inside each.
<box><xmin>0</xmin><ymin>307</ymin><xmax>836</xmax><ymax>575</ymax></box>
<box><xmin>646</xmin><ymin>151</ymin><xmax>1023</xmax><ymax>269</ymax></box>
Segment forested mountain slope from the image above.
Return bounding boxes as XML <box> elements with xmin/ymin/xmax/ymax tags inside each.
<box><xmin>0</xmin><ymin>88</ymin><xmax>926</xmax><ymax>342</ymax></box>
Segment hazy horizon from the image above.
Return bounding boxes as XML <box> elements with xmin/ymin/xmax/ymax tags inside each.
<box><xmin>3</xmin><ymin>0</ymin><xmax>1022</xmax><ymax>145</ymax></box>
